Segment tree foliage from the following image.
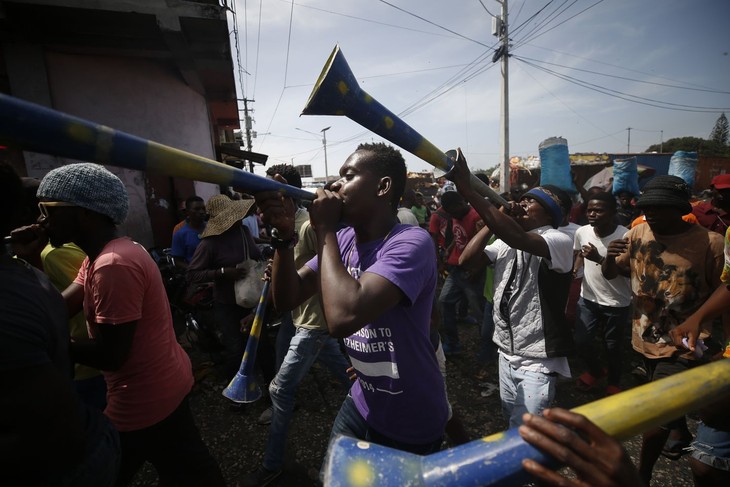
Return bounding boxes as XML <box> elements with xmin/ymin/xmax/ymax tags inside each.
<box><xmin>709</xmin><ymin>112</ymin><xmax>729</xmax><ymax>146</ymax></box>
<box><xmin>646</xmin><ymin>136</ymin><xmax>730</xmax><ymax>157</ymax></box>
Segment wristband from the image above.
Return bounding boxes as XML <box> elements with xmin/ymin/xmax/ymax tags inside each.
<box><xmin>270</xmin><ymin>230</ymin><xmax>299</xmax><ymax>250</ymax></box>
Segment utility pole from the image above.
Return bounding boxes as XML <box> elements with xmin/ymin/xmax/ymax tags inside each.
<box><xmin>626</xmin><ymin>127</ymin><xmax>632</xmax><ymax>153</ymax></box>
<box><xmin>660</xmin><ymin>130</ymin><xmax>664</xmax><ymax>153</ymax></box>
<box><xmin>321</xmin><ymin>126</ymin><xmax>331</xmax><ymax>182</ymax></box>
<box><xmin>296</xmin><ymin>127</ymin><xmax>331</xmax><ymax>181</ymax></box>
<box><xmin>494</xmin><ymin>0</ymin><xmax>510</xmax><ymax>193</ymax></box>
<box><xmin>242</xmin><ymin>98</ymin><xmax>255</xmax><ymax>172</ymax></box>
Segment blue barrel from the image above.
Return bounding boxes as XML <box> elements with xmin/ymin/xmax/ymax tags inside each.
<box><xmin>668</xmin><ymin>151</ymin><xmax>698</xmax><ymax>189</ymax></box>
<box><xmin>539</xmin><ymin>137</ymin><xmax>574</xmax><ymax>193</ymax></box>
<box><xmin>612</xmin><ymin>157</ymin><xmax>640</xmax><ymax>196</ymax></box>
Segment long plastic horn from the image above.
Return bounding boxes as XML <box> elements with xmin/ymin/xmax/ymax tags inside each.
<box><xmin>302</xmin><ymin>45</ymin><xmax>509</xmax><ymax>208</ymax></box>
<box><xmin>222</xmin><ymin>278</ymin><xmax>271</xmax><ymax>404</ymax></box>
<box><xmin>323</xmin><ymin>359</ymin><xmax>730</xmax><ymax>486</ymax></box>
<box><xmin>0</xmin><ymin>93</ymin><xmax>314</xmax><ymax>201</ymax></box>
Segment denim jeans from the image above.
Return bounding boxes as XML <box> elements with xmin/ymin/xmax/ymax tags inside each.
<box><xmin>328</xmin><ymin>395</ymin><xmax>443</xmax><ymax>456</ymax></box>
<box><xmin>274</xmin><ymin>312</ymin><xmax>296</xmax><ymax>372</ymax></box>
<box><xmin>499</xmin><ymin>353</ymin><xmax>557</xmax><ymax>429</ymax></box>
<box><xmin>263</xmin><ymin>328</ymin><xmax>351</xmax><ymax>471</ymax></box>
<box><xmin>439</xmin><ymin>265</ymin><xmax>485</xmax><ymax>349</ymax></box>
<box><xmin>573</xmin><ymin>297</ymin><xmax>629</xmax><ymax>386</ymax></box>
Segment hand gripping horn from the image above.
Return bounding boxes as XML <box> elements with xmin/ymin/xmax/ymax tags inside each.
<box><xmin>0</xmin><ymin>93</ymin><xmax>315</xmax><ymax>201</ymax></box>
<box><xmin>322</xmin><ymin>359</ymin><xmax>730</xmax><ymax>486</ymax></box>
<box><xmin>222</xmin><ymin>272</ymin><xmax>271</xmax><ymax>404</ymax></box>
<box><xmin>302</xmin><ymin>45</ymin><xmax>508</xmax><ymax>208</ymax></box>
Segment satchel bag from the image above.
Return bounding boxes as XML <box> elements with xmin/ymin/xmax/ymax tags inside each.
<box><xmin>234</xmin><ymin>227</ymin><xmax>267</xmax><ymax>308</ymax></box>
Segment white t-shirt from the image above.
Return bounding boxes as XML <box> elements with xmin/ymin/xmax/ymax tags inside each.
<box><xmin>574</xmin><ymin>224</ymin><xmax>631</xmax><ymax>307</ymax></box>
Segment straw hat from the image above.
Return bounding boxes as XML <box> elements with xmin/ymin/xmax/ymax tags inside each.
<box><xmin>200</xmin><ymin>194</ymin><xmax>255</xmax><ymax>238</ymax></box>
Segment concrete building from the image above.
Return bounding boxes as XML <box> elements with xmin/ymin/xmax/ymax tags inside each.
<box><xmin>0</xmin><ymin>0</ymin><xmax>246</xmax><ymax>248</ymax></box>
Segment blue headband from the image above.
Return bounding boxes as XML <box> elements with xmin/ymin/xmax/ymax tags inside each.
<box><xmin>522</xmin><ymin>187</ymin><xmax>564</xmax><ymax>228</ymax></box>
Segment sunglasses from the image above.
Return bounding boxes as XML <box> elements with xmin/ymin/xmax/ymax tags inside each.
<box><xmin>38</xmin><ymin>201</ymin><xmax>77</xmax><ymax>219</ymax></box>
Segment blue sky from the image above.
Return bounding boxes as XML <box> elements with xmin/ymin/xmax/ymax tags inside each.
<box><xmin>228</xmin><ymin>0</ymin><xmax>730</xmax><ymax>178</ymax></box>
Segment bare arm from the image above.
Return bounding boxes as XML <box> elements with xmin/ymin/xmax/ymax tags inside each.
<box><xmin>601</xmin><ymin>238</ymin><xmax>630</xmax><ymax>279</ymax></box>
<box><xmin>62</xmin><ymin>281</ymin><xmax>85</xmax><ymax>319</ymax></box>
<box><xmin>255</xmin><ymin>184</ymin><xmax>318</xmax><ymax>312</ymax></box>
<box><xmin>70</xmin><ymin>321</ymin><xmax>137</xmax><ymax>371</ymax></box>
<box><xmin>448</xmin><ymin>149</ymin><xmax>551</xmax><ymax>259</ymax></box>
<box><xmin>669</xmin><ymin>284</ymin><xmax>730</xmax><ymax>352</ymax></box>
<box><xmin>316</xmin><ymin>228</ymin><xmax>404</xmax><ymax>338</ymax></box>
<box><xmin>458</xmin><ymin>225</ymin><xmax>493</xmax><ymax>271</ymax></box>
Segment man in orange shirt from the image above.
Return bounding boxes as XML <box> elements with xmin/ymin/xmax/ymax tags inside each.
<box><xmin>16</xmin><ymin>163</ymin><xmax>224</xmax><ymax>486</ymax></box>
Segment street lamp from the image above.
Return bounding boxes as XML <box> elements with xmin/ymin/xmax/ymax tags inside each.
<box><xmin>296</xmin><ymin>126</ymin><xmax>331</xmax><ymax>181</ymax></box>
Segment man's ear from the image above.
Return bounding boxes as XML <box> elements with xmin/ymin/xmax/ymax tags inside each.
<box><xmin>377</xmin><ymin>176</ymin><xmax>392</xmax><ymax>198</ymax></box>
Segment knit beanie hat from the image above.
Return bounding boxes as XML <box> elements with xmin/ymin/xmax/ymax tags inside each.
<box><xmin>522</xmin><ymin>186</ymin><xmax>565</xmax><ymax>228</ymax></box>
<box><xmin>636</xmin><ymin>175</ymin><xmax>692</xmax><ymax>215</ymax></box>
<box><xmin>37</xmin><ymin>163</ymin><xmax>129</xmax><ymax>224</ymax></box>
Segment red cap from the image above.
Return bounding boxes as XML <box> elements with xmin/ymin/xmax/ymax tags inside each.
<box><xmin>711</xmin><ymin>174</ymin><xmax>730</xmax><ymax>190</ymax></box>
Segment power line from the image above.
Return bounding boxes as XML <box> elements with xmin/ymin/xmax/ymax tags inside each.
<box><xmin>477</xmin><ymin>0</ymin><xmax>497</xmax><ymax>18</ymax></box>
<box><xmin>377</xmin><ymin>0</ymin><xmax>495</xmax><ymax>50</ymax></box>
<box><xmin>515</xmin><ymin>0</ymin><xmax>578</xmax><ymax>48</ymax></box>
<box><xmin>516</xmin><ymin>60</ymin><xmax>622</xmax><ymax>144</ymax></box>
<box><xmin>514</xmin><ymin>0</ymin><xmax>605</xmax><ymax>49</ymax></box>
<box><xmin>252</xmin><ymin>0</ymin><xmax>263</xmax><ymax>98</ymax></box>
<box><xmin>508</xmin><ymin>0</ymin><xmax>556</xmax><ymax>39</ymax></box>
<box><xmin>282</xmin><ymin>0</ymin><xmax>295</xmax><ymax>87</ymax></box>
<box><xmin>522</xmin><ymin>43</ymin><xmax>727</xmax><ymax>93</ymax></box>
<box><xmin>515</xmin><ymin>56</ymin><xmax>730</xmax><ymax>112</ymax></box>
<box><xmin>510</xmin><ymin>55</ymin><xmax>730</xmax><ymax>94</ymax></box>
<box><xmin>273</xmin><ymin>0</ymin><xmax>456</xmax><ymax>39</ymax></box>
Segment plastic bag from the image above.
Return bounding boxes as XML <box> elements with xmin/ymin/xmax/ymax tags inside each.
<box><xmin>612</xmin><ymin>157</ymin><xmax>640</xmax><ymax>196</ymax></box>
<box><xmin>539</xmin><ymin>136</ymin><xmax>575</xmax><ymax>193</ymax></box>
<box><xmin>668</xmin><ymin>151</ymin><xmax>698</xmax><ymax>188</ymax></box>
<box><xmin>234</xmin><ymin>260</ymin><xmax>267</xmax><ymax>308</ymax></box>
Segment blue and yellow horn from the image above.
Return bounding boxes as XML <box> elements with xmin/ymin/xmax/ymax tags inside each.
<box><xmin>222</xmin><ymin>278</ymin><xmax>271</xmax><ymax>403</ymax></box>
<box><xmin>323</xmin><ymin>359</ymin><xmax>730</xmax><ymax>486</ymax></box>
<box><xmin>0</xmin><ymin>93</ymin><xmax>314</xmax><ymax>201</ymax></box>
<box><xmin>302</xmin><ymin>45</ymin><xmax>508</xmax><ymax>207</ymax></box>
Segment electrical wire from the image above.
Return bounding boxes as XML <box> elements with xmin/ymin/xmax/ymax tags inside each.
<box><xmin>508</xmin><ymin>0</ymin><xmax>556</xmax><ymax>40</ymax></box>
<box><xmin>282</xmin><ymin>0</ymin><xmax>295</xmax><ymax>87</ymax></box>
<box><xmin>511</xmin><ymin>0</ymin><xmax>575</xmax><ymax>47</ymax></box>
<box><xmin>513</xmin><ymin>0</ymin><xmax>605</xmax><ymax>49</ymax></box>
<box><xmin>521</xmin><ymin>43</ymin><xmax>727</xmax><ymax>93</ymax></box>
<box><xmin>515</xmin><ymin>56</ymin><xmax>730</xmax><ymax>112</ymax></box>
<box><xmin>477</xmin><ymin>0</ymin><xmax>497</xmax><ymax>18</ymax></box>
<box><xmin>274</xmin><ymin>0</ymin><xmax>455</xmax><ymax>38</ymax></box>
<box><xmin>377</xmin><ymin>0</ymin><xmax>496</xmax><ymax>50</ymax></box>
<box><xmin>516</xmin><ymin>60</ymin><xmax>621</xmax><ymax>144</ymax></box>
<box><xmin>251</xmin><ymin>0</ymin><xmax>263</xmax><ymax>98</ymax></box>
<box><xmin>510</xmin><ymin>55</ymin><xmax>730</xmax><ymax>95</ymax></box>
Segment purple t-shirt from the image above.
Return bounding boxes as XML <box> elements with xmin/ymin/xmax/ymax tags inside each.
<box><xmin>306</xmin><ymin>224</ymin><xmax>447</xmax><ymax>444</ymax></box>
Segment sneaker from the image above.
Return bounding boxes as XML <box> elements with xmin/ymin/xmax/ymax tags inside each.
<box><xmin>257</xmin><ymin>406</ymin><xmax>273</xmax><ymax>425</ymax></box>
<box><xmin>575</xmin><ymin>368</ymin><xmax>607</xmax><ymax>392</ymax></box>
<box><xmin>631</xmin><ymin>363</ymin><xmax>647</xmax><ymax>378</ymax></box>
<box><xmin>480</xmin><ymin>382</ymin><xmax>499</xmax><ymax>398</ymax></box>
<box><xmin>238</xmin><ymin>465</ymin><xmax>282</xmax><ymax>487</ymax></box>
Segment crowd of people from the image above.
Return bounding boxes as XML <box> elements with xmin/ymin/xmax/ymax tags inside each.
<box><xmin>2</xmin><ymin>142</ymin><xmax>729</xmax><ymax>487</ymax></box>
